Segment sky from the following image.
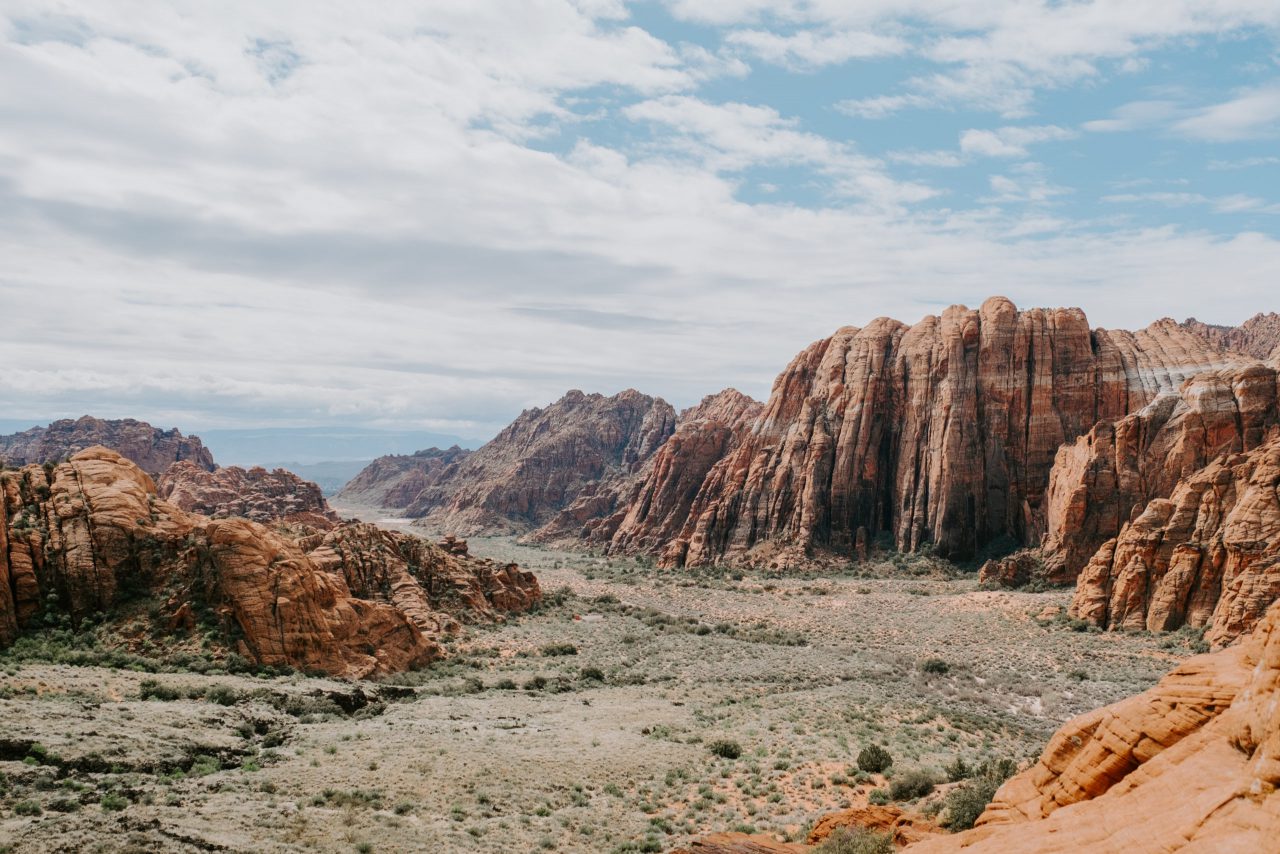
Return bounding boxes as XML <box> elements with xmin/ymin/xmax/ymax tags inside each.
<box><xmin>2</xmin><ymin>1</ymin><xmax>1279</xmax><ymax>442</ymax></box>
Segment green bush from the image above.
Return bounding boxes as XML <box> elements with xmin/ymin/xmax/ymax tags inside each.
<box><xmin>889</xmin><ymin>768</ymin><xmax>936</xmax><ymax>801</ymax></box>
<box><xmin>579</xmin><ymin>667</ymin><xmax>606</xmax><ymax>682</ymax></box>
<box><xmin>708</xmin><ymin>739</ymin><xmax>742</xmax><ymax>760</ymax></box>
<box><xmin>943</xmin><ymin>758</ymin><xmax>1019</xmax><ymax>831</ymax></box>
<box><xmin>857</xmin><ymin>744</ymin><xmax>893</xmax><ymax>773</ymax></box>
<box><xmin>541</xmin><ymin>643</ymin><xmax>578</xmax><ymax>657</ymax></box>
<box><xmin>814</xmin><ymin>827</ymin><xmax>893</xmax><ymax>854</ymax></box>
<box><xmin>867</xmin><ymin>789</ymin><xmax>890</xmax><ymax>806</ymax></box>
<box><xmin>14</xmin><ymin>799</ymin><xmax>42</xmax><ymax>816</ymax></box>
<box><xmin>944</xmin><ymin>756</ymin><xmax>971</xmax><ymax>782</ymax></box>
<box><xmin>100</xmin><ymin>792</ymin><xmax>129</xmax><ymax>812</ymax></box>
<box><xmin>205</xmin><ymin>684</ymin><xmax>240</xmax><ymax>706</ymax></box>
<box><xmin>920</xmin><ymin>658</ymin><xmax>949</xmax><ymax>675</ymax></box>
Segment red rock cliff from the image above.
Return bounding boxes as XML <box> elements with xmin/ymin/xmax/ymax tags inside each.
<box><xmin>158</xmin><ymin>461</ymin><xmax>342</xmax><ymax>529</ymax></box>
<box><xmin>0</xmin><ymin>416</ymin><xmax>216</xmax><ymax>475</ymax></box>
<box><xmin>651</xmin><ymin>299</ymin><xmax>1244</xmax><ymax>567</ymax></box>
<box><xmin>0</xmin><ymin>447</ymin><xmax>539</xmax><ymax>678</ymax></box>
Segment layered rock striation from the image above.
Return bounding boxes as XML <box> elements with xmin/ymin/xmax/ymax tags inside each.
<box><xmin>1067</xmin><ymin>434</ymin><xmax>1280</xmax><ymax>645</ymax></box>
<box><xmin>158</xmin><ymin>461</ymin><xmax>342</xmax><ymax>529</ymax></box>
<box><xmin>1181</xmin><ymin>311</ymin><xmax>1280</xmax><ymax>362</ymax></box>
<box><xmin>906</xmin><ymin>597</ymin><xmax>1280</xmax><ymax>852</ymax></box>
<box><xmin>0</xmin><ymin>416</ymin><xmax>216</xmax><ymax>475</ymax></box>
<box><xmin>0</xmin><ymin>447</ymin><xmax>539</xmax><ymax>678</ymax></box>
<box><xmin>648</xmin><ymin>299</ymin><xmax>1246</xmax><ymax>567</ymax></box>
<box><xmin>1038</xmin><ymin>363</ymin><xmax>1280</xmax><ymax>582</ymax></box>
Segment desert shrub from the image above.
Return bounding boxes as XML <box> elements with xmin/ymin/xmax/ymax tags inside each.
<box><xmin>920</xmin><ymin>658</ymin><xmax>950</xmax><ymax>675</ymax></box>
<box><xmin>814</xmin><ymin>827</ymin><xmax>893</xmax><ymax>854</ymax></box>
<box><xmin>523</xmin><ymin>676</ymin><xmax>548</xmax><ymax>691</ymax></box>
<box><xmin>579</xmin><ymin>667</ymin><xmax>606</xmax><ymax>682</ymax></box>
<box><xmin>100</xmin><ymin>792</ymin><xmax>128</xmax><ymax>812</ymax></box>
<box><xmin>943</xmin><ymin>758</ymin><xmax>1019</xmax><ymax>831</ymax></box>
<box><xmin>138</xmin><ymin>679</ymin><xmax>186</xmax><ymax>701</ymax></box>
<box><xmin>204</xmin><ymin>684</ymin><xmax>240</xmax><ymax>706</ymax></box>
<box><xmin>944</xmin><ymin>756</ymin><xmax>971</xmax><ymax>782</ymax></box>
<box><xmin>867</xmin><ymin>789</ymin><xmax>890</xmax><ymax>806</ymax></box>
<box><xmin>857</xmin><ymin>744</ymin><xmax>892</xmax><ymax>773</ymax></box>
<box><xmin>14</xmin><ymin>800</ymin><xmax>42</xmax><ymax>816</ymax></box>
<box><xmin>889</xmin><ymin>768</ymin><xmax>936</xmax><ymax>801</ymax></box>
<box><xmin>541</xmin><ymin>642</ymin><xmax>578</xmax><ymax>657</ymax></box>
<box><xmin>707</xmin><ymin>739</ymin><xmax>742</xmax><ymax>760</ymax></box>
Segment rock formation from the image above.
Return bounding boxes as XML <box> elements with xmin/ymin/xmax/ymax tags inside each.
<box><xmin>158</xmin><ymin>461</ymin><xmax>342</xmax><ymax>529</ymax></box>
<box><xmin>0</xmin><ymin>416</ymin><xmax>216</xmax><ymax>475</ymax></box>
<box><xmin>1181</xmin><ymin>311</ymin><xmax>1280</xmax><ymax>361</ymax></box>
<box><xmin>336</xmin><ymin>445</ymin><xmax>472</xmax><ymax>509</ymax></box>
<box><xmin>641</xmin><ymin>300</ymin><xmax>1247</xmax><ymax>567</ymax></box>
<box><xmin>1035</xmin><ymin>363</ymin><xmax>1280</xmax><ymax>582</ymax></box>
<box><xmin>344</xmin><ymin>390</ymin><xmax>676</xmax><ymax>536</ymax></box>
<box><xmin>905</xmin><ymin>597</ymin><xmax>1280</xmax><ymax>852</ymax></box>
<box><xmin>0</xmin><ymin>447</ymin><xmax>539</xmax><ymax>678</ymax></box>
<box><xmin>529</xmin><ymin>388</ymin><xmax>761</xmax><ymax>554</ymax></box>
<box><xmin>1067</xmin><ymin>434</ymin><xmax>1280</xmax><ymax>645</ymax></box>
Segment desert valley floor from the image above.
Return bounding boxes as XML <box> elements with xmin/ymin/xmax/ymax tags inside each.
<box><xmin>0</xmin><ymin>500</ymin><xmax>1197</xmax><ymax>853</ymax></box>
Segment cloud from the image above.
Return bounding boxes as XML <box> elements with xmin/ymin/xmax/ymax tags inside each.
<box><xmin>1173</xmin><ymin>83</ymin><xmax>1280</xmax><ymax>141</ymax></box>
<box><xmin>0</xmin><ymin>1</ymin><xmax>1278</xmax><ymax>437</ymax></box>
<box><xmin>622</xmin><ymin>95</ymin><xmax>936</xmax><ymax>205</ymax></box>
<box><xmin>1083</xmin><ymin>99</ymin><xmax>1180</xmax><ymax>133</ymax></box>
<box><xmin>959</xmin><ymin>125</ymin><xmax>1076</xmax><ymax>158</ymax></box>
<box><xmin>725</xmin><ymin>28</ymin><xmax>907</xmax><ymax>69</ymax></box>
<box><xmin>1103</xmin><ymin>191</ymin><xmax>1280</xmax><ymax>214</ymax></box>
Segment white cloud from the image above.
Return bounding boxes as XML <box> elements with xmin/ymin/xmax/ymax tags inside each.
<box><xmin>1083</xmin><ymin>100</ymin><xmax>1180</xmax><ymax>133</ymax></box>
<box><xmin>959</xmin><ymin>125</ymin><xmax>1076</xmax><ymax>158</ymax></box>
<box><xmin>1173</xmin><ymin>83</ymin><xmax>1280</xmax><ymax>141</ymax></box>
<box><xmin>1103</xmin><ymin>191</ymin><xmax>1280</xmax><ymax>214</ymax></box>
<box><xmin>725</xmin><ymin>28</ymin><xmax>907</xmax><ymax>69</ymax></box>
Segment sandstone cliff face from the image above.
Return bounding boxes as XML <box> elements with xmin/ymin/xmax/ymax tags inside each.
<box><xmin>905</xmin><ymin>598</ymin><xmax>1280</xmax><ymax>853</ymax></box>
<box><xmin>0</xmin><ymin>416</ymin><xmax>216</xmax><ymax>475</ymax></box>
<box><xmin>336</xmin><ymin>446</ymin><xmax>472</xmax><ymax>509</ymax></box>
<box><xmin>529</xmin><ymin>389</ymin><xmax>761</xmax><ymax>553</ymax></box>
<box><xmin>0</xmin><ymin>448</ymin><xmax>539</xmax><ymax>678</ymax></box>
<box><xmin>1038</xmin><ymin>363</ymin><xmax>1280</xmax><ymax>581</ymax></box>
<box><xmin>1181</xmin><ymin>311</ymin><xmax>1280</xmax><ymax>361</ymax></box>
<box><xmin>399</xmin><ymin>390</ymin><xmax>676</xmax><ymax>535</ymax></box>
<box><xmin>1067</xmin><ymin>434</ymin><xmax>1280</xmax><ymax>646</ymax></box>
<box><xmin>649</xmin><ymin>299</ymin><xmax>1244</xmax><ymax>567</ymax></box>
<box><xmin>158</xmin><ymin>461</ymin><xmax>342</xmax><ymax>529</ymax></box>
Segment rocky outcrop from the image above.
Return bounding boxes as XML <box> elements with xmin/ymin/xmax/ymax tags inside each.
<box><xmin>0</xmin><ymin>416</ymin><xmax>216</xmax><ymax>475</ymax></box>
<box><xmin>0</xmin><ymin>447</ymin><xmax>539</xmax><ymax>678</ymax></box>
<box><xmin>1181</xmin><ymin>311</ymin><xmax>1280</xmax><ymax>361</ymax></box>
<box><xmin>336</xmin><ymin>446</ymin><xmax>472</xmax><ymax>509</ymax></box>
<box><xmin>529</xmin><ymin>389</ymin><xmax>761</xmax><ymax>553</ymax></box>
<box><xmin>905</xmin><ymin>598</ymin><xmax>1280</xmax><ymax>853</ymax></box>
<box><xmin>1068</xmin><ymin>435</ymin><xmax>1280</xmax><ymax>645</ymax></box>
<box><xmin>645</xmin><ymin>299</ymin><xmax>1246</xmax><ymax>567</ymax></box>
<box><xmin>392</xmin><ymin>390</ymin><xmax>676</xmax><ymax>535</ymax></box>
<box><xmin>1036</xmin><ymin>363</ymin><xmax>1280</xmax><ymax>582</ymax></box>
<box><xmin>158</xmin><ymin>461</ymin><xmax>342</xmax><ymax>529</ymax></box>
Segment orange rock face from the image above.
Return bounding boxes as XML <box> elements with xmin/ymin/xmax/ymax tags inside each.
<box><xmin>905</xmin><ymin>598</ymin><xmax>1280</xmax><ymax>853</ymax></box>
<box><xmin>0</xmin><ymin>447</ymin><xmax>539</xmax><ymax>678</ymax></box>
<box><xmin>345</xmin><ymin>389</ymin><xmax>676</xmax><ymax>535</ymax></box>
<box><xmin>1039</xmin><ymin>363</ymin><xmax>1280</xmax><ymax>582</ymax></box>
<box><xmin>1181</xmin><ymin>311</ymin><xmax>1280</xmax><ymax>361</ymax></box>
<box><xmin>158</xmin><ymin>461</ymin><xmax>342</xmax><ymax>529</ymax></box>
<box><xmin>0</xmin><ymin>415</ymin><xmax>216</xmax><ymax>475</ymax></box>
<box><xmin>640</xmin><ymin>299</ymin><xmax>1244</xmax><ymax>567</ymax></box>
<box><xmin>1068</xmin><ymin>434</ymin><xmax>1280</xmax><ymax>645</ymax></box>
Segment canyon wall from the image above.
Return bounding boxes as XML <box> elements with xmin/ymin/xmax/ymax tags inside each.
<box><xmin>158</xmin><ymin>461</ymin><xmax>342</xmax><ymax>529</ymax></box>
<box><xmin>0</xmin><ymin>447</ymin><xmax>539</xmax><ymax>678</ymax></box>
<box><xmin>0</xmin><ymin>416</ymin><xmax>216</xmax><ymax>475</ymax></box>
